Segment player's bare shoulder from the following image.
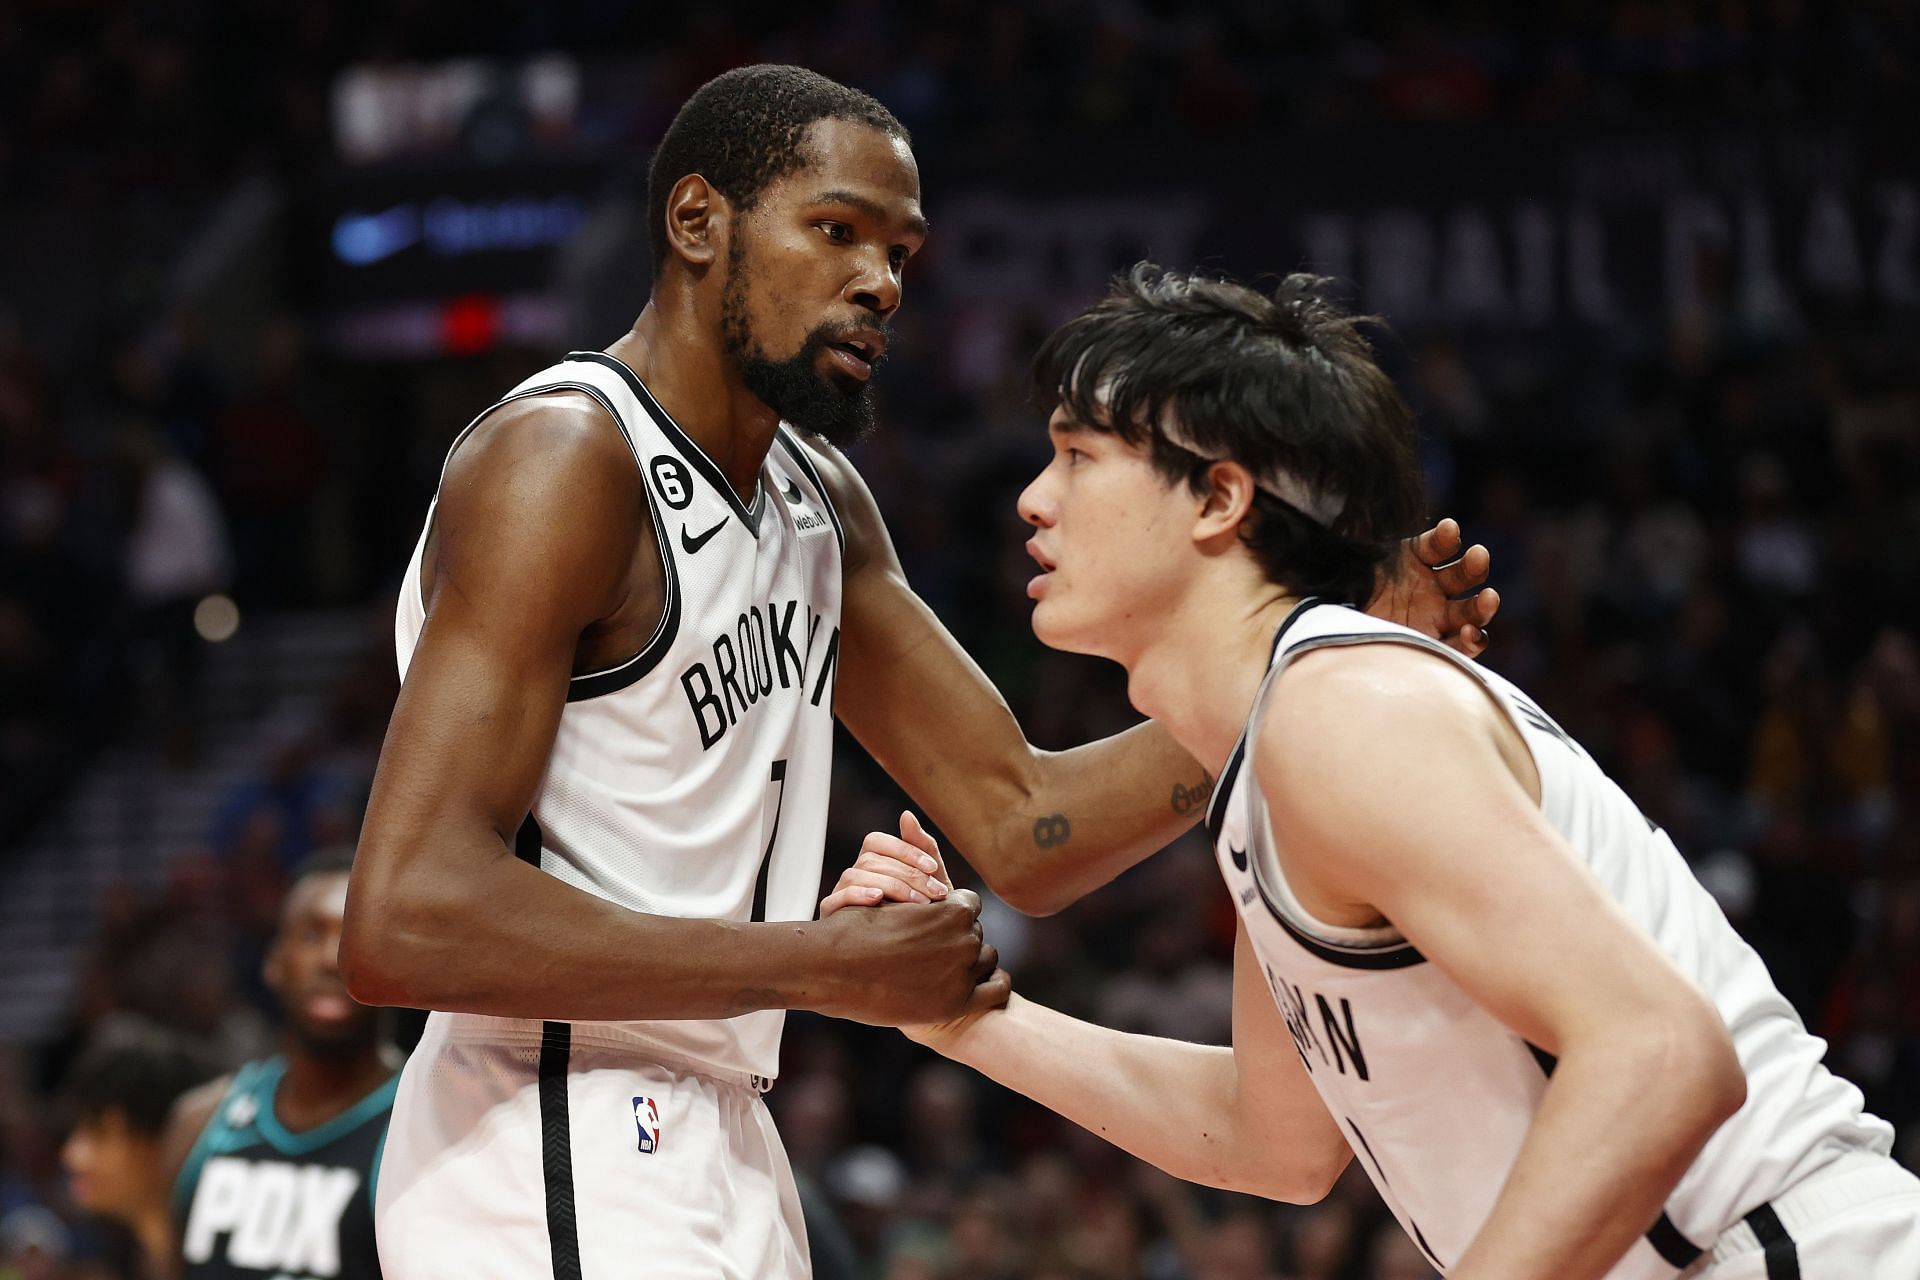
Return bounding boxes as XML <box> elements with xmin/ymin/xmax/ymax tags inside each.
<box><xmin>425</xmin><ymin>390</ymin><xmax>659</xmax><ymax>641</ymax></box>
<box><xmin>160</xmin><ymin>1073</ymin><xmax>232</xmax><ymax>1184</ymax></box>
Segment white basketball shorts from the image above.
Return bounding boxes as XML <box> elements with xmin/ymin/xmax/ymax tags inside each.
<box><xmin>1690</xmin><ymin>1149</ymin><xmax>1920</xmax><ymax>1279</ymax></box>
<box><xmin>374</xmin><ymin>1013</ymin><xmax>810</xmax><ymax>1279</ymax></box>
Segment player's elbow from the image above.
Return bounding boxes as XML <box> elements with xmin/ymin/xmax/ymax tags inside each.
<box><xmin>1254</xmin><ymin>1143</ymin><xmax>1351</xmax><ymax>1205</ymax></box>
<box><xmin>1630</xmin><ymin>999</ymin><xmax>1748</xmax><ymax>1144</ymax></box>
<box><xmin>1690</xmin><ymin>1012</ymin><xmax>1748</xmax><ymax>1129</ymax></box>
<box><xmin>338</xmin><ymin>900</ymin><xmax>407</xmax><ymax>1007</ymax></box>
<box><xmin>338</xmin><ymin>854</ymin><xmax>449</xmax><ymax>1007</ymax></box>
<box><xmin>988</xmin><ymin>869</ymin><xmax>1071</xmax><ymax>918</ymax></box>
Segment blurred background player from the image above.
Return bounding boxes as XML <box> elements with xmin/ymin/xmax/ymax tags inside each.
<box><xmin>60</xmin><ymin>1031</ymin><xmax>216</xmax><ymax>1279</ymax></box>
<box><xmin>168</xmin><ymin>850</ymin><xmax>397</xmax><ymax>1279</ymax></box>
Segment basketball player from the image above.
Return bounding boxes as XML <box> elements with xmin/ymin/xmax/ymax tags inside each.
<box><xmin>835</xmin><ymin>267</ymin><xmax>1919</xmax><ymax>1278</ymax></box>
<box><xmin>62</xmin><ymin>1029</ymin><xmax>216</xmax><ymax>1278</ymax></box>
<box><xmin>168</xmin><ymin>849</ymin><xmax>399</xmax><ymax>1278</ymax></box>
<box><xmin>341</xmin><ymin>67</ymin><xmax>1494</xmax><ymax>1279</ymax></box>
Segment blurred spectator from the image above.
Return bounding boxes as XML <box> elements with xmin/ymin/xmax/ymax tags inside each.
<box><xmin>59</xmin><ymin>1030</ymin><xmax>216</xmax><ymax>1279</ymax></box>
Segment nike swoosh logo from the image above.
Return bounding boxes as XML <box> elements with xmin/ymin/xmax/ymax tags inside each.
<box><xmin>779</xmin><ymin>478</ymin><xmax>803</xmax><ymax>504</ymax></box>
<box><xmin>1229</xmin><ymin>844</ymin><xmax>1248</xmax><ymax>872</ymax></box>
<box><xmin>680</xmin><ymin>517</ymin><xmax>728</xmax><ymax>554</ymax></box>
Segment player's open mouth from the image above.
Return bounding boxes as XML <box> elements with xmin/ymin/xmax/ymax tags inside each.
<box><xmin>304</xmin><ymin>988</ymin><xmax>355</xmax><ymax>1021</ymax></box>
<box><xmin>1025</xmin><ymin>538</ymin><xmax>1056</xmax><ymax>598</ymax></box>
<box><xmin>825</xmin><ymin>330</ymin><xmax>884</xmax><ymax>380</ymax></box>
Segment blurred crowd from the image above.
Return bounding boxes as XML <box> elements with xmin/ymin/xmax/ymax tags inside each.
<box><xmin>6</xmin><ymin>2</ymin><xmax>1920</xmax><ymax>1279</ymax></box>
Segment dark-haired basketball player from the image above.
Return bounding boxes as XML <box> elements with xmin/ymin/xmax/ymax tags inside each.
<box><xmin>169</xmin><ymin>850</ymin><xmax>399</xmax><ymax>1279</ymax></box>
<box><xmin>344</xmin><ymin>66</ymin><xmax>1495</xmax><ymax>1279</ymax></box>
<box><xmin>62</xmin><ymin>1029</ymin><xmax>217</xmax><ymax>1278</ymax></box>
<box><xmin>837</xmin><ymin>266</ymin><xmax>1919</xmax><ymax>1279</ymax></box>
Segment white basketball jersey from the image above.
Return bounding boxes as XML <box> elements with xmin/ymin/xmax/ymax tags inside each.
<box><xmin>395</xmin><ymin>351</ymin><xmax>845</xmax><ymax>1085</ymax></box>
<box><xmin>1211</xmin><ymin>600</ymin><xmax>1893</xmax><ymax>1277</ymax></box>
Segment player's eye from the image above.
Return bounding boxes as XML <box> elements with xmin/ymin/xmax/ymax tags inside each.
<box><xmin>819</xmin><ymin>222</ymin><xmax>854</xmax><ymax>243</ymax></box>
<box><xmin>889</xmin><ymin>246</ymin><xmax>909</xmax><ymax>272</ymax></box>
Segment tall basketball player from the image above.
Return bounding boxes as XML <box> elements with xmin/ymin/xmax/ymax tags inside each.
<box><xmin>342</xmin><ymin>68</ymin><xmax>1494</xmax><ymax>1279</ymax></box>
<box><xmin>836</xmin><ymin>266</ymin><xmax>1919</xmax><ymax>1278</ymax></box>
<box><xmin>169</xmin><ymin>850</ymin><xmax>400</xmax><ymax>1278</ymax></box>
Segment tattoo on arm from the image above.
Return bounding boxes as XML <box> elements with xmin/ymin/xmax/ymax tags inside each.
<box><xmin>1170</xmin><ymin>770</ymin><xmax>1215</xmax><ymax>816</ymax></box>
<box><xmin>1032</xmin><ymin>814</ymin><xmax>1072</xmax><ymax>849</ymax></box>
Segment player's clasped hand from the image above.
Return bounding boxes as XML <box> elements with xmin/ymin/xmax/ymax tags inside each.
<box><xmin>816</xmin><ymin>810</ymin><xmax>1012</xmax><ymax>1028</ymax></box>
<box><xmin>819</xmin><ymin>810</ymin><xmax>953</xmax><ymax>916</ymax></box>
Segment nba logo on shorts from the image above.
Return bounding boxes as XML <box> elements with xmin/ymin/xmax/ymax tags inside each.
<box><xmin>632</xmin><ymin>1097</ymin><xmax>660</xmax><ymax>1154</ymax></box>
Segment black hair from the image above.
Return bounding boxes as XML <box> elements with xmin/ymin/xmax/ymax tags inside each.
<box><xmin>1033</xmin><ymin>264</ymin><xmax>1425</xmax><ymax>606</ymax></box>
<box><xmin>65</xmin><ymin>1028</ymin><xmax>217</xmax><ymax>1135</ymax></box>
<box><xmin>647</xmin><ymin>65</ymin><xmax>907</xmax><ymax>276</ymax></box>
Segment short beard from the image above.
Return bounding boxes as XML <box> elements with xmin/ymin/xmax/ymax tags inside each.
<box><xmin>720</xmin><ymin>238</ymin><xmax>883</xmax><ymax>448</ymax></box>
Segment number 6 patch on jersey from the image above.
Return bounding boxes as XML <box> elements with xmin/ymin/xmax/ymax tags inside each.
<box><xmin>632</xmin><ymin>1096</ymin><xmax>661</xmax><ymax>1154</ymax></box>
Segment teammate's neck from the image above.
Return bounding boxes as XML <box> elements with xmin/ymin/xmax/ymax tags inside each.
<box><xmin>1122</xmin><ymin>582</ymin><xmax>1304</xmax><ymax>773</ymax></box>
<box><xmin>610</xmin><ymin>298</ymin><xmax>781</xmax><ymax>504</ymax></box>
<box><xmin>131</xmin><ymin>1200</ymin><xmax>172</xmax><ymax>1280</ymax></box>
<box><xmin>274</xmin><ymin>1042</ymin><xmax>395</xmax><ymax>1133</ymax></box>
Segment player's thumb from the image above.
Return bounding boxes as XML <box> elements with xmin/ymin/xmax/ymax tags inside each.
<box><xmin>963</xmin><ymin>968</ymin><xmax>1013</xmax><ymax>1015</ymax></box>
<box><xmin>947</xmin><ymin>887</ymin><xmax>982</xmax><ymax>918</ymax></box>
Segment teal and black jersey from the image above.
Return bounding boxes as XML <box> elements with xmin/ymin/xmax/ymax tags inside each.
<box><xmin>173</xmin><ymin>1057</ymin><xmax>399</xmax><ymax>1279</ymax></box>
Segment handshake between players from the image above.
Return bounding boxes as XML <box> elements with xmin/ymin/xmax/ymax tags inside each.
<box><xmin>819</xmin><ymin>811</ymin><xmax>1012</xmax><ymax>1036</ymax></box>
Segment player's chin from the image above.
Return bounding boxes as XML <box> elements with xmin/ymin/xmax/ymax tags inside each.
<box><xmin>1028</xmin><ymin>602</ymin><xmax>1093</xmax><ymax>656</ymax></box>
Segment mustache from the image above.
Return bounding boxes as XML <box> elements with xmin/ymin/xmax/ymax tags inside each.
<box><xmin>808</xmin><ymin>320</ymin><xmax>893</xmax><ymax>370</ymax></box>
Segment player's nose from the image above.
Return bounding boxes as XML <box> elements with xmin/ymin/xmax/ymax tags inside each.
<box><xmin>1017</xmin><ymin>471</ymin><xmax>1053</xmax><ymax>527</ymax></box>
<box><xmin>846</xmin><ymin>252</ymin><xmax>900</xmax><ymax>318</ymax></box>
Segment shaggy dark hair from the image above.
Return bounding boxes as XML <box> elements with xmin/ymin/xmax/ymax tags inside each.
<box><xmin>1033</xmin><ymin>264</ymin><xmax>1425</xmax><ymax>606</ymax></box>
<box><xmin>66</xmin><ymin>1029</ymin><xmax>217</xmax><ymax>1135</ymax></box>
<box><xmin>647</xmin><ymin>65</ymin><xmax>907</xmax><ymax>276</ymax></box>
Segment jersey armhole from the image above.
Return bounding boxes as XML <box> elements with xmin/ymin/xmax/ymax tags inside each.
<box><xmin>171</xmin><ymin>1064</ymin><xmax>257</xmax><ymax>1219</ymax></box>
<box><xmin>773</xmin><ymin>427</ymin><xmax>847</xmax><ymax>555</ymax></box>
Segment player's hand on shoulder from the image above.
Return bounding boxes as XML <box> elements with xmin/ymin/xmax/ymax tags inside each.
<box><xmin>818</xmin><ymin>811</ymin><xmax>952</xmax><ymax>917</ymax></box>
<box><xmin>1367</xmin><ymin>517</ymin><xmax>1499</xmax><ymax>657</ymax></box>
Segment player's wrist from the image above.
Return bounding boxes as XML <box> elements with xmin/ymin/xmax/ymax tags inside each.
<box><xmin>904</xmin><ymin>991</ymin><xmax>1020</xmax><ymax>1058</ymax></box>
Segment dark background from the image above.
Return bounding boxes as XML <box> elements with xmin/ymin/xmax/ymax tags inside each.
<box><xmin>2</xmin><ymin>3</ymin><xmax>1918</xmax><ymax>1277</ymax></box>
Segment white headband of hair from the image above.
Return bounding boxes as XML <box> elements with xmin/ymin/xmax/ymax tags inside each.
<box><xmin>1156</xmin><ymin>416</ymin><xmax>1346</xmax><ymax>527</ymax></box>
<box><xmin>1079</xmin><ymin>367</ymin><xmax>1346</xmax><ymax>527</ymax></box>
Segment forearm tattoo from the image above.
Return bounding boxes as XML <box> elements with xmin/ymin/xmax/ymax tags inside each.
<box><xmin>1170</xmin><ymin>770</ymin><xmax>1214</xmax><ymax>817</ymax></box>
<box><xmin>1032</xmin><ymin>814</ymin><xmax>1072</xmax><ymax>848</ymax></box>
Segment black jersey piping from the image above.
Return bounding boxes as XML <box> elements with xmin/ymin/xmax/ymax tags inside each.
<box><xmin>772</xmin><ymin>427</ymin><xmax>847</xmax><ymax>555</ymax></box>
<box><xmin>1526</xmin><ymin>1023</ymin><xmax>1705</xmax><ymax>1269</ymax></box>
<box><xmin>1209</xmin><ymin>601</ymin><xmax>1426</xmax><ymax>969</ymax></box>
<box><xmin>1203</xmin><ymin>597</ymin><xmax>1322</xmax><ymax>846</ymax></box>
<box><xmin>415</xmin><ymin>377</ymin><xmax>679</xmax><ymax>700</ymax></box>
<box><xmin>537</xmin><ymin>1021</ymin><xmax>583</xmax><ymax>1280</ymax></box>
<box><xmin>566</xmin><ymin>459</ymin><xmax>682</xmax><ymax>701</ymax></box>
<box><xmin>1645</xmin><ymin>1213</ymin><xmax>1704</xmax><ymax>1269</ymax></box>
<box><xmin>568</xmin><ymin>351</ymin><xmax>767</xmax><ymax>535</ymax></box>
<box><xmin>1744</xmin><ymin>1203</ymin><xmax>1799</xmax><ymax>1279</ymax></box>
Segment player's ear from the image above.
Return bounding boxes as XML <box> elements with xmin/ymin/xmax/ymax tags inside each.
<box><xmin>663</xmin><ymin>174</ymin><xmax>724</xmax><ymax>271</ymax></box>
<box><xmin>1193</xmin><ymin>461</ymin><xmax>1257</xmax><ymax>546</ymax></box>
